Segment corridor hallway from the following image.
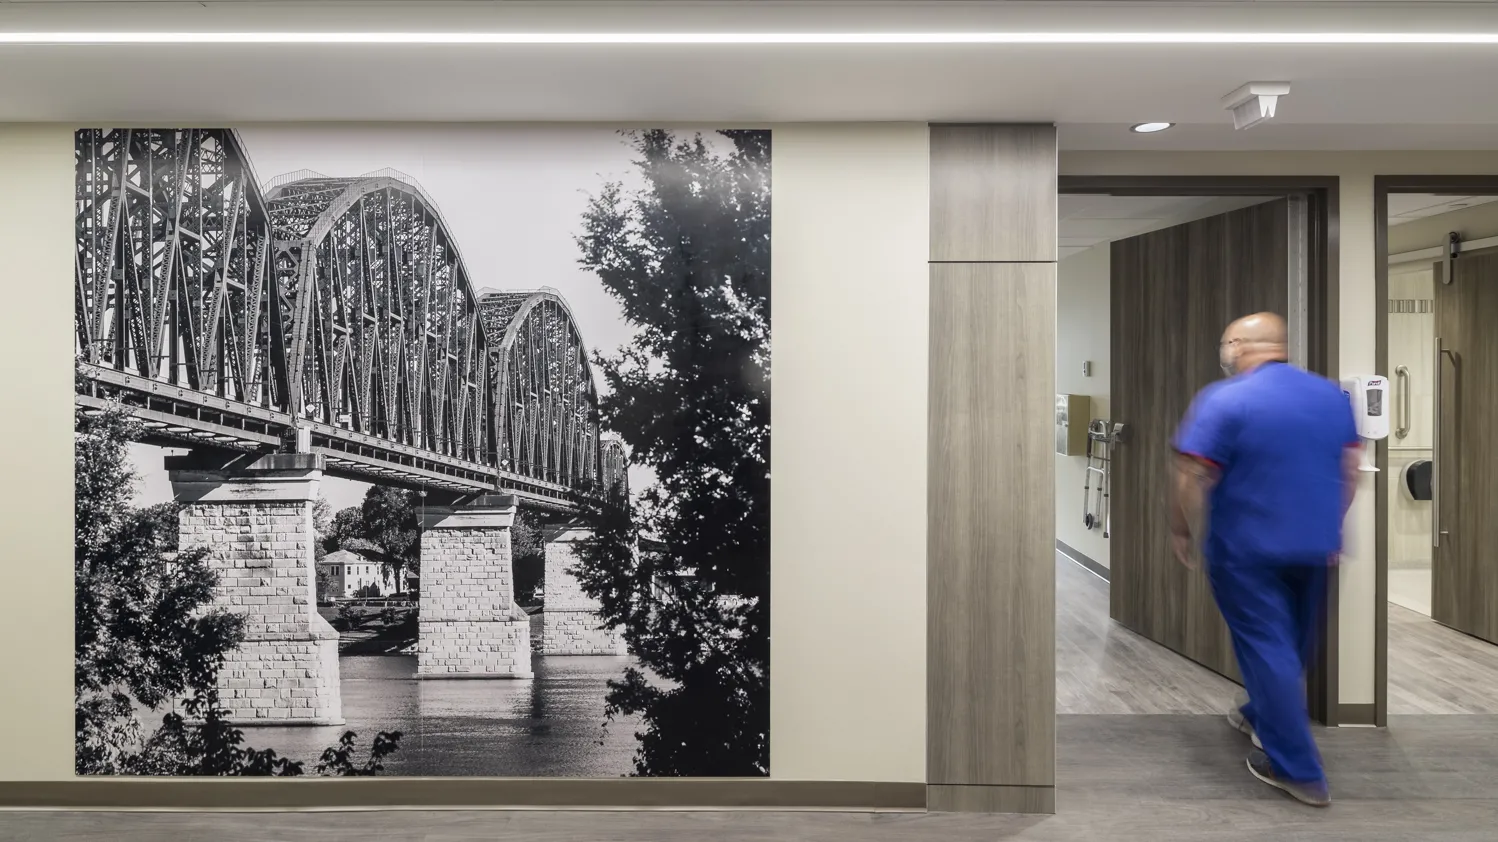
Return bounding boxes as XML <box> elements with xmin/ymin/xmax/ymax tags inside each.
<box><xmin>1056</xmin><ymin>553</ymin><xmax>1239</xmax><ymax>714</ymax></box>
<box><xmin>13</xmin><ymin>712</ymin><xmax>1498</xmax><ymax>842</ymax></box>
<box><xmin>1389</xmin><ymin>603</ymin><xmax>1498</xmax><ymax>714</ymax></box>
<box><xmin>6</xmin><ymin>557</ymin><xmax>1496</xmax><ymax>837</ymax></box>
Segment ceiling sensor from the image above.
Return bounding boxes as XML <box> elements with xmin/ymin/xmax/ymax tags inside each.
<box><xmin>1131</xmin><ymin>122</ymin><xmax>1174</xmax><ymax>133</ymax></box>
<box><xmin>1222</xmin><ymin>82</ymin><xmax>1291</xmax><ymax>130</ymax></box>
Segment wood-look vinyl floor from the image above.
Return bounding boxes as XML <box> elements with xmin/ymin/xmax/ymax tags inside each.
<box><xmin>6</xmin><ymin>716</ymin><xmax>1497</xmax><ymax>840</ymax></box>
<box><xmin>1056</xmin><ymin>554</ymin><xmax>1240</xmax><ymax>715</ymax></box>
<box><xmin>1389</xmin><ymin>602</ymin><xmax>1498</xmax><ymax>714</ymax></box>
<box><xmin>1058</xmin><ymin>549</ymin><xmax>1498</xmax><ymax>716</ymax></box>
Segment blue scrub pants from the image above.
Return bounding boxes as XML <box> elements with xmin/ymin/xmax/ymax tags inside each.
<box><xmin>1207</xmin><ymin>558</ymin><xmax>1329</xmax><ymax>784</ymax></box>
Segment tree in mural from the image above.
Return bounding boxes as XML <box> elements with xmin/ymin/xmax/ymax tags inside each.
<box><xmin>74</xmin><ymin>372</ymin><xmax>401</xmax><ymax>776</ymax></box>
<box><xmin>360</xmin><ymin>486</ymin><xmax>422</xmax><ymax>585</ymax></box>
<box><xmin>312</xmin><ymin>497</ymin><xmax>334</xmax><ymax>560</ymax></box>
<box><xmin>323</xmin><ymin>505</ymin><xmax>367</xmax><ymax>557</ymax></box>
<box><xmin>324</xmin><ymin>492</ymin><xmax>433</xmax><ymax>594</ymax></box>
<box><xmin>573</xmin><ymin>129</ymin><xmax>771</xmax><ymax>776</ymax></box>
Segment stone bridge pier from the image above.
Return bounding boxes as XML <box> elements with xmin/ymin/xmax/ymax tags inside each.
<box><xmin>417</xmin><ymin>493</ymin><xmax>533</xmax><ymax>679</ymax></box>
<box><xmin>542</xmin><ymin>524</ymin><xmax>628</xmax><ymax>656</ymax></box>
<box><xmin>168</xmin><ymin>453</ymin><xmax>343</xmax><ymax>726</ymax></box>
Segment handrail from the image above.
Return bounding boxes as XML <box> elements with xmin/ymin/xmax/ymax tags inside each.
<box><xmin>1394</xmin><ymin>365</ymin><xmax>1411</xmax><ymax>440</ymax></box>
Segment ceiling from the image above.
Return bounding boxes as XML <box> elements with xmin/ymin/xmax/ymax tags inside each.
<box><xmin>1057</xmin><ymin>192</ymin><xmax>1498</xmax><ymax>259</ymax></box>
<box><xmin>4</xmin><ymin>1</ymin><xmax>1498</xmax><ymax>150</ymax></box>
<box><xmin>1388</xmin><ymin>193</ymin><xmax>1498</xmax><ymax>225</ymax></box>
<box><xmin>1059</xmin><ymin>194</ymin><xmax>1273</xmax><ymax>259</ymax></box>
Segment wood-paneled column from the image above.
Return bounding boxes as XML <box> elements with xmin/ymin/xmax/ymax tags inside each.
<box><xmin>927</xmin><ymin>124</ymin><xmax>1058</xmax><ymax>814</ymax></box>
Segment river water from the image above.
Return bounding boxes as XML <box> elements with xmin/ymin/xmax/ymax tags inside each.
<box><xmin>238</xmin><ymin>652</ymin><xmax>643</xmax><ymax>777</ymax></box>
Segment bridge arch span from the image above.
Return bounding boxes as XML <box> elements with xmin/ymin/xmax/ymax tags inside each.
<box><xmin>75</xmin><ymin>128</ymin><xmax>278</xmax><ymax>404</ymax></box>
<box><xmin>265</xmin><ymin>170</ymin><xmax>491</xmax><ymax>466</ymax></box>
<box><xmin>478</xmin><ymin>289</ymin><xmax>616</xmax><ymax>496</ymax></box>
<box><xmin>75</xmin><ymin>128</ymin><xmax>627</xmax><ymax>502</ymax></box>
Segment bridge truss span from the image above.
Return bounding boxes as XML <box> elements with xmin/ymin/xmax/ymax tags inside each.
<box><xmin>74</xmin><ymin>128</ymin><xmax>626</xmax><ymax>506</ymax></box>
<box><xmin>264</xmin><ymin>171</ymin><xmax>489</xmax><ymax>467</ymax></box>
<box><xmin>480</xmin><ymin>289</ymin><xmax>618</xmax><ymax>496</ymax></box>
<box><xmin>75</xmin><ymin>128</ymin><xmax>284</xmax><ymax>408</ymax></box>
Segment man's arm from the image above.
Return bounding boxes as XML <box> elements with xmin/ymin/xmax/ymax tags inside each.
<box><xmin>1171</xmin><ymin>387</ymin><xmax>1234</xmax><ymax>568</ymax></box>
<box><xmin>1171</xmin><ymin>454</ymin><xmax>1221</xmax><ymax>548</ymax></box>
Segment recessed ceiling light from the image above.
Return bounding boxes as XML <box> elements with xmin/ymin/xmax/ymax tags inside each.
<box><xmin>1131</xmin><ymin>122</ymin><xmax>1175</xmax><ymax>134</ymax></box>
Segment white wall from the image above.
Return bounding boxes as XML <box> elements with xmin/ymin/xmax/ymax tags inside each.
<box><xmin>0</xmin><ymin>124</ymin><xmax>73</xmax><ymax>781</ymax></box>
<box><xmin>770</xmin><ymin>124</ymin><xmax>928</xmax><ymax>782</ymax></box>
<box><xmin>1385</xmin><ymin>264</ymin><xmax>1434</xmax><ymax>587</ymax></box>
<box><xmin>1389</xmin><ymin>201</ymin><xmax>1498</xmax><ymax>255</ymax></box>
<box><xmin>1055</xmin><ymin>244</ymin><xmax>1111</xmax><ymax>568</ymax></box>
<box><xmin>1061</xmin><ymin>150</ymin><xmax>1498</xmax><ymax>712</ymax></box>
<box><xmin>0</xmin><ymin>123</ymin><xmax>931</xmax><ymax>782</ymax></box>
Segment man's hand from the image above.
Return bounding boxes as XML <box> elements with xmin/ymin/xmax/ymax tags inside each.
<box><xmin>1172</xmin><ymin>531</ymin><xmax>1198</xmax><ymax>570</ymax></box>
<box><xmin>1170</xmin><ymin>453</ymin><xmax>1218</xmax><ymax>571</ymax></box>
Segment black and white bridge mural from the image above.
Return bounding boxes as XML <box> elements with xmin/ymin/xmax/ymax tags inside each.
<box><xmin>75</xmin><ymin>129</ymin><xmax>630</xmax><ymax>725</ymax></box>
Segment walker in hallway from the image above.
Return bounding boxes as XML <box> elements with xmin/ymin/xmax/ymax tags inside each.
<box><xmin>1082</xmin><ymin>419</ymin><xmax>1123</xmax><ymax>538</ymax></box>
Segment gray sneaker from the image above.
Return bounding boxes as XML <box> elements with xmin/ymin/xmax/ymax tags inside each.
<box><xmin>1227</xmin><ymin>705</ymin><xmax>1263</xmax><ymax>749</ymax></box>
<box><xmin>1246</xmin><ymin>748</ymin><xmax>1330</xmax><ymax>807</ymax></box>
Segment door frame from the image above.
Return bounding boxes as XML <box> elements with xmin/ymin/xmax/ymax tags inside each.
<box><xmin>1059</xmin><ymin>175</ymin><xmax>1340</xmax><ymax>725</ymax></box>
<box><xmin>1373</xmin><ymin>175</ymin><xmax>1498</xmax><ymax>727</ymax></box>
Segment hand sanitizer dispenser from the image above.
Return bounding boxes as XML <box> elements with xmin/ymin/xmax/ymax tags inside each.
<box><xmin>1342</xmin><ymin>375</ymin><xmax>1389</xmax><ymax>472</ymax></box>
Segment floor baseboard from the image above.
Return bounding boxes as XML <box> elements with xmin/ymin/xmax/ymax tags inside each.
<box><xmin>0</xmin><ymin>780</ymin><xmax>927</xmax><ymax>811</ymax></box>
<box><xmin>1057</xmin><ymin>541</ymin><xmax>1109</xmax><ymax>582</ymax></box>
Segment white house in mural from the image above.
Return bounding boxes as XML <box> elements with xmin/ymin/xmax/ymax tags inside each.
<box><xmin>318</xmin><ymin>549</ymin><xmax>384</xmax><ymax>599</ymax></box>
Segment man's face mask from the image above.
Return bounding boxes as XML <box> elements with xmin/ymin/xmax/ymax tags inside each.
<box><xmin>1220</xmin><ymin>338</ymin><xmax>1241</xmax><ymax>377</ymax></box>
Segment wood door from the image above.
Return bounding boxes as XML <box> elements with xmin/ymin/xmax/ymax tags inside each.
<box><xmin>1109</xmin><ymin>199</ymin><xmax>1291</xmax><ymax>681</ymax></box>
<box><xmin>1433</xmin><ymin>248</ymin><xmax>1498</xmax><ymax>645</ymax></box>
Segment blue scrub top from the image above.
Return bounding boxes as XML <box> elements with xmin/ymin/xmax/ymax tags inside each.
<box><xmin>1173</xmin><ymin>362</ymin><xmax>1360</xmax><ymax>566</ymax></box>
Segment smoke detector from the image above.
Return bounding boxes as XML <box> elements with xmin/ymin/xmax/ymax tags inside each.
<box><xmin>1222</xmin><ymin>82</ymin><xmax>1291</xmax><ymax>130</ymax></box>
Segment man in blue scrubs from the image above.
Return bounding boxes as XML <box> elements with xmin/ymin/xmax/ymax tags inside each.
<box><xmin>1170</xmin><ymin>312</ymin><xmax>1361</xmax><ymax>807</ymax></box>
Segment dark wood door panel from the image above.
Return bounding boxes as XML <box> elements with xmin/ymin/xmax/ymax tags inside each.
<box><xmin>1110</xmin><ymin>199</ymin><xmax>1290</xmax><ymax>681</ymax></box>
<box><xmin>1433</xmin><ymin>249</ymin><xmax>1498</xmax><ymax>645</ymax></box>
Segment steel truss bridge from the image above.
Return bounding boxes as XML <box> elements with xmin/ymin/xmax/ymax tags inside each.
<box><xmin>74</xmin><ymin>128</ymin><xmax>627</xmax><ymax>509</ymax></box>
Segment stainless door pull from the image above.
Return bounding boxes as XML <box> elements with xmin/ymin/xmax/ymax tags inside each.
<box><xmin>1395</xmin><ymin>365</ymin><xmax>1411</xmax><ymax>440</ymax></box>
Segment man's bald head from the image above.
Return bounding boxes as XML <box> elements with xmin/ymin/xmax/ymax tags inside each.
<box><xmin>1220</xmin><ymin>312</ymin><xmax>1289</xmax><ymax>375</ymax></box>
<box><xmin>1226</xmin><ymin>312</ymin><xmax>1288</xmax><ymax>347</ymax></box>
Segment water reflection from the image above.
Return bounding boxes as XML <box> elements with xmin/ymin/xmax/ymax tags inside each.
<box><xmin>243</xmin><ymin>652</ymin><xmax>641</xmax><ymax>777</ymax></box>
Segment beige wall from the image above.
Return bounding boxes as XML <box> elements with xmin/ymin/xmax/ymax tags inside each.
<box><xmin>0</xmin><ymin>124</ymin><xmax>75</xmax><ymax>780</ymax></box>
<box><xmin>1062</xmin><ymin>150</ymin><xmax>1498</xmax><ymax>710</ymax></box>
<box><xmin>0</xmin><ymin>123</ymin><xmax>931</xmax><ymax>782</ymax></box>
<box><xmin>770</xmin><ymin>123</ymin><xmax>928</xmax><ymax>782</ymax></box>
<box><xmin>1055</xmin><ymin>244</ymin><xmax>1111</xmax><ymax>567</ymax></box>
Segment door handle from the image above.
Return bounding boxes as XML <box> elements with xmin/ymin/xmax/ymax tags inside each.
<box><xmin>1433</xmin><ymin>339</ymin><xmax>1454</xmax><ymax>548</ymax></box>
<box><xmin>1394</xmin><ymin>365</ymin><xmax>1410</xmax><ymax>440</ymax></box>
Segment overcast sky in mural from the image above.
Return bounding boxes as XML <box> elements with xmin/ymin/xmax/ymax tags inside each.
<box><xmin>131</xmin><ymin>125</ymin><xmax>680</xmax><ymax>510</ymax></box>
